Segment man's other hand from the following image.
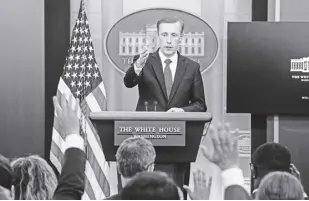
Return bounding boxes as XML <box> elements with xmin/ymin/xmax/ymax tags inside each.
<box><xmin>167</xmin><ymin>107</ymin><xmax>184</xmax><ymax>112</ymax></box>
<box><xmin>135</xmin><ymin>45</ymin><xmax>149</xmax><ymax>69</ymax></box>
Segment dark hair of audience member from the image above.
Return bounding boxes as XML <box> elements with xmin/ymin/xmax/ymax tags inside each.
<box><xmin>116</xmin><ymin>136</ymin><xmax>156</xmax><ymax>178</ymax></box>
<box><xmin>256</xmin><ymin>171</ymin><xmax>304</xmax><ymax>200</ymax></box>
<box><xmin>0</xmin><ymin>154</ymin><xmax>12</xmax><ymax>191</ymax></box>
<box><xmin>11</xmin><ymin>155</ymin><xmax>57</xmax><ymax>200</ymax></box>
<box><xmin>252</xmin><ymin>142</ymin><xmax>291</xmax><ymax>188</ymax></box>
<box><xmin>120</xmin><ymin>171</ymin><xmax>180</xmax><ymax>200</ymax></box>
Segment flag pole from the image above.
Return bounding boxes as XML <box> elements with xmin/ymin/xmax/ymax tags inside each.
<box><xmin>79</xmin><ymin>0</ymin><xmax>88</xmax><ymax>157</ymax></box>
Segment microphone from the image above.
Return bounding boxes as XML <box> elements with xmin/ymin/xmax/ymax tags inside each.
<box><xmin>153</xmin><ymin>101</ymin><xmax>157</xmax><ymax>112</ymax></box>
<box><xmin>144</xmin><ymin>101</ymin><xmax>148</xmax><ymax>112</ymax></box>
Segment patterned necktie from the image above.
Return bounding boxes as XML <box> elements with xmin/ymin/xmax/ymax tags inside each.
<box><xmin>164</xmin><ymin>59</ymin><xmax>173</xmax><ymax>98</ymax></box>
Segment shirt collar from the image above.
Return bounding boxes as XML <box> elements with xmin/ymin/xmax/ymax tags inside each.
<box><xmin>158</xmin><ymin>49</ymin><xmax>178</xmax><ymax>65</ymax></box>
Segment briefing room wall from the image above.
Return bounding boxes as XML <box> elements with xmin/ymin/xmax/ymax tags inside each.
<box><xmin>0</xmin><ymin>0</ymin><xmax>45</xmax><ymax>158</ymax></box>
<box><xmin>70</xmin><ymin>0</ymin><xmax>252</xmax><ymax>197</ymax></box>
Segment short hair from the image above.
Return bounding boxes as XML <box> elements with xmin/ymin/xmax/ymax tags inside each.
<box><xmin>120</xmin><ymin>171</ymin><xmax>180</xmax><ymax>200</ymax></box>
<box><xmin>157</xmin><ymin>16</ymin><xmax>184</xmax><ymax>34</ymax></box>
<box><xmin>256</xmin><ymin>171</ymin><xmax>304</xmax><ymax>200</ymax></box>
<box><xmin>11</xmin><ymin>155</ymin><xmax>57</xmax><ymax>200</ymax></box>
<box><xmin>252</xmin><ymin>143</ymin><xmax>291</xmax><ymax>175</ymax></box>
<box><xmin>0</xmin><ymin>154</ymin><xmax>12</xmax><ymax>190</ymax></box>
<box><xmin>116</xmin><ymin>137</ymin><xmax>156</xmax><ymax>178</ymax></box>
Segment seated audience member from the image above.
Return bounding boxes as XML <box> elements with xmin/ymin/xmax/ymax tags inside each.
<box><xmin>107</xmin><ymin>136</ymin><xmax>156</xmax><ymax>199</ymax></box>
<box><xmin>251</xmin><ymin>142</ymin><xmax>306</xmax><ymax>198</ymax></box>
<box><xmin>0</xmin><ymin>154</ymin><xmax>13</xmax><ymax>199</ymax></box>
<box><xmin>256</xmin><ymin>171</ymin><xmax>305</xmax><ymax>200</ymax></box>
<box><xmin>200</xmin><ymin>123</ymin><xmax>251</xmax><ymax>200</ymax></box>
<box><xmin>120</xmin><ymin>171</ymin><xmax>180</xmax><ymax>200</ymax></box>
<box><xmin>11</xmin><ymin>155</ymin><xmax>57</xmax><ymax>199</ymax></box>
<box><xmin>51</xmin><ymin>94</ymin><xmax>86</xmax><ymax>200</ymax></box>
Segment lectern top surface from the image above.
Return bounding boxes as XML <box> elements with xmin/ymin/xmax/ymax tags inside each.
<box><xmin>89</xmin><ymin>111</ymin><xmax>212</xmax><ymax>121</ymax></box>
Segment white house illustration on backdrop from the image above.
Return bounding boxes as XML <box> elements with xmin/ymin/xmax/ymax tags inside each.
<box><xmin>290</xmin><ymin>57</ymin><xmax>309</xmax><ymax>73</ymax></box>
<box><xmin>119</xmin><ymin>24</ymin><xmax>205</xmax><ymax>56</ymax></box>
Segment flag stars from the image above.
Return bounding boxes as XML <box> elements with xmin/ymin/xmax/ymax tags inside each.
<box><xmin>66</xmin><ymin>63</ymin><xmax>72</xmax><ymax>70</ymax></box>
<box><xmin>64</xmin><ymin>72</ymin><xmax>70</xmax><ymax>79</ymax></box>
<box><xmin>72</xmin><ymin>72</ymin><xmax>77</xmax><ymax>78</ymax></box>
<box><xmin>85</xmin><ymin>80</ymin><xmax>90</xmax><ymax>87</ymax></box>
<box><xmin>83</xmin><ymin>46</ymin><xmax>88</xmax><ymax>52</ymax></box>
<box><xmin>77</xmin><ymin>81</ymin><xmax>82</xmax><ymax>88</ymax></box>
<box><xmin>89</xmin><ymin>46</ymin><xmax>93</xmax><ymax>51</ymax></box>
<box><xmin>94</xmin><ymin>63</ymin><xmax>98</xmax><ymax>69</ymax></box>
<box><xmin>77</xmin><ymin>46</ymin><xmax>82</xmax><ymax>52</ymax></box>
<box><xmin>78</xmin><ymin>72</ymin><xmax>84</xmax><ymax>78</ymax></box>
<box><xmin>69</xmin><ymin>55</ymin><xmax>74</xmax><ymax>61</ymax></box>
<box><xmin>80</xmin><ymin>64</ymin><xmax>85</xmax><ymax>69</ymax></box>
<box><xmin>86</xmin><ymin>72</ymin><xmax>92</xmax><ymax>79</ymax></box>
<box><xmin>93</xmin><ymin>72</ymin><xmax>99</xmax><ymax>79</ymax></box>
<box><xmin>74</xmin><ymin>28</ymin><xmax>79</xmax><ymax>34</ymax></box>
<box><xmin>87</xmin><ymin>64</ymin><xmax>92</xmax><ymax>69</ymax></box>
<box><xmin>73</xmin><ymin>64</ymin><xmax>79</xmax><ymax>70</ymax></box>
<box><xmin>72</xmin><ymin>37</ymin><xmax>77</xmax><ymax>43</ymax></box>
<box><xmin>88</xmin><ymin>55</ymin><xmax>93</xmax><ymax>60</ymax></box>
<box><xmin>75</xmin><ymin>90</ymin><xmax>81</xmax><ymax>96</ymax></box>
<box><xmin>79</xmin><ymin>37</ymin><xmax>83</xmax><ymax>43</ymax></box>
<box><xmin>70</xmin><ymin>46</ymin><xmax>76</xmax><ymax>52</ymax></box>
<box><xmin>70</xmin><ymin>81</ymin><xmax>76</xmax><ymax>88</ymax></box>
<box><xmin>75</xmin><ymin>55</ymin><xmax>80</xmax><ymax>61</ymax></box>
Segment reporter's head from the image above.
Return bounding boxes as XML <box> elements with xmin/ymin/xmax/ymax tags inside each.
<box><xmin>256</xmin><ymin>171</ymin><xmax>304</xmax><ymax>200</ymax></box>
<box><xmin>116</xmin><ymin>136</ymin><xmax>156</xmax><ymax>180</ymax></box>
<box><xmin>11</xmin><ymin>155</ymin><xmax>57</xmax><ymax>200</ymax></box>
<box><xmin>120</xmin><ymin>171</ymin><xmax>180</xmax><ymax>200</ymax></box>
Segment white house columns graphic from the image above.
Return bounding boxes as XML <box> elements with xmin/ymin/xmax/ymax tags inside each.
<box><xmin>119</xmin><ymin>24</ymin><xmax>204</xmax><ymax>57</ymax></box>
<box><xmin>291</xmin><ymin>57</ymin><xmax>309</xmax><ymax>73</ymax></box>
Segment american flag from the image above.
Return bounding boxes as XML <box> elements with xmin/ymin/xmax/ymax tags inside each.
<box><xmin>50</xmin><ymin>1</ymin><xmax>110</xmax><ymax>199</ymax></box>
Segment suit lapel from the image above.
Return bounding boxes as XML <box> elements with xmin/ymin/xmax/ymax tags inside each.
<box><xmin>168</xmin><ymin>54</ymin><xmax>187</xmax><ymax>104</ymax></box>
<box><xmin>150</xmin><ymin>51</ymin><xmax>168</xmax><ymax>101</ymax></box>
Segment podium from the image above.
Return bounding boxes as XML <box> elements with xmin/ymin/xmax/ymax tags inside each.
<box><xmin>89</xmin><ymin>111</ymin><xmax>212</xmax><ymax>191</ymax></box>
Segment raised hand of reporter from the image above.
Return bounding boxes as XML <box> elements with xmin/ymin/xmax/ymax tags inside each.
<box><xmin>53</xmin><ymin>94</ymin><xmax>80</xmax><ymax>137</ymax></box>
<box><xmin>184</xmin><ymin>170</ymin><xmax>212</xmax><ymax>200</ymax></box>
<box><xmin>200</xmin><ymin>123</ymin><xmax>239</xmax><ymax>171</ymax></box>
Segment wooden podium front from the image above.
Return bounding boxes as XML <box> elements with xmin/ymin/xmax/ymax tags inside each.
<box><xmin>89</xmin><ymin>111</ymin><xmax>212</xmax><ymax>193</ymax></box>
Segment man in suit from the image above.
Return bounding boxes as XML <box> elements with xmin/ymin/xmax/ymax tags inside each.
<box><xmin>123</xmin><ymin>16</ymin><xmax>207</xmax><ymax>195</ymax></box>
<box><xmin>124</xmin><ymin>16</ymin><xmax>206</xmax><ymax>112</ymax></box>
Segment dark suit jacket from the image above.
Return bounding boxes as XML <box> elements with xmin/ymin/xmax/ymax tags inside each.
<box><xmin>53</xmin><ymin>148</ymin><xmax>86</xmax><ymax>200</ymax></box>
<box><xmin>224</xmin><ymin>185</ymin><xmax>251</xmax><ymax>200</ymax></box>
<box><xmin>124</xmin><ymin>50</ymin><xmax>206</xmax><ymax>112</ymax></box>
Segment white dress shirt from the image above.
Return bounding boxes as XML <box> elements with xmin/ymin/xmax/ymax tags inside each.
<box><xmin>221</xmin><ymin>167</ymin><xmax>245</xmax><ymax>189</ymax></box>
<box><xmin>65</xmin><ymin>134</ymin><xmax>85</xmax><ymax>152</ymax></box>
<box><xmin>134</xmin><ymin>50</ymin><xmax>178</xmax><ymax>82</ymax></box>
